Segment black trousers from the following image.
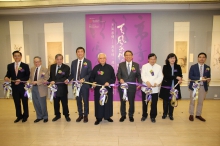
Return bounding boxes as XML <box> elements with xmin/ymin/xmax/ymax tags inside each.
<box><xmin>163</xmin><ymin>100</ymin><xmax>174</xmax><ymax>117</ymax></box>
<box><xmin>77</xmin><ymin>87</ymin><xmax>89</xmax><ymax>116</ymax></box>
<box><xmin>119</xmin><ymin>88</ymin><xmax>136</xmax><ymax>117</ymax></box>
<box><xmin>12</xmin><ymin>88</ymin><xmax>29</xmax><ymax>119</ymax></box>
<box><xmin>142</xmin><ymin>91</ymin><xmax>158</xmax><ymax>118</ymax></box>
<box><xmin>54</xmin><ymin>95</ymin><xmax>69</xmax><ymax>117</ymax></box>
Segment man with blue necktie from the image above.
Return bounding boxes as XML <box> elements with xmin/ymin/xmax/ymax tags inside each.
<box><xmin>188</xmin><ymin>52</ymin><xmax>211</xmax><ymax>122</ymax></box>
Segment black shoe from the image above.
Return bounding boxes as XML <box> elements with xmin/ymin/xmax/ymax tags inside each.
<box><xmin>151</xmin><ymin>118</ymin><xmax>156</xmax><ymax>123</ymax></box>
<box><xmin>43</xmin><ymin>119</ymin><xmax>48</xmax><ymax>123</ymax></box>
<box><xmin>162</xmin><ymin>115</ymin><xmax>166</xmax><ymax>119</ymax></box>
<box><xmin>169</xmin><ymin>116</ymin><xmax>174</xmax><ymax>120</ymax></box>
<box><xmin>119</xmin><ymin>116</ymin><xmax>126</xmax><ymax>122</ymax></box>
<box><xmin>52</xmin><ymin>116</ymin><xmax>60</xmax><ymax>122</ymax></box>
<box><xmin>107</xmin><ymin>118</ymin><xmax>113</xmax><ymax>122</ymax></box>
<box><xmin>76</xmin><ymin>116</ymin><xmax>83</xmax><ymax>122</ymax></box>
<box><xmin>34</xmin><ymin>119</ymin><xmax>43</xmax><ymax>123</ymax></box>
<box><xmin>66</xmin><ymin>117</ymin><xmax>71</xmax><ymax>122</ymax></box>
<box><xmin>141</xmin><ymin>116</ymin><xmax>147</xmax><ymax>121</ymax></box>
<box><xmin>14</xmin><ymin>118</ymin><xmax>21</xmax><ymax>123</ymax></box>
<box><xmin>94</xmin><ymin>120</ymin><xmax>101</xmax><ymax>125</ymax></box>
<box><xmin>129</xmin><ymin>117</ymin><xmax>134</xmax><ymax>122</ymax></box>
<box><xmin>22</xmin><ymin>118</ymin><xmax>27</xmax><ymax>123</ymax></box>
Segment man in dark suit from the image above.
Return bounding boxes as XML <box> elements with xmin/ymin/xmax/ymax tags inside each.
<box><xmin>48</xmin><ymin>54</ymin><xmax>71</xmax><ymax>122</ymax></box>
<box><xmin>4</xmin><ymin>51</ymin><xmax>30</xmax><ymax>123</ymax></box>
<box><xmin>188</xmin><ymin>52</ymin><xmax>211</xmax><ymax>122</ymax></box>
<box><xmin>117</xmin><ymin>50</ymin><xmax>142</xmax><ymax>122</ymax></box>
<box><xmin>65</xmin><ymin>47</ymin><xmax>92</xmax><ymax>123</ymax></box>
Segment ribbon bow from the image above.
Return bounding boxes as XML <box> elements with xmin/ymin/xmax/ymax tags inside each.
<box><xmin>120</xmin><ymin>83</ymin><xmax>128</xmax><ymax>101</ymax></box>
<box><xmin>3</xmin><ymin>82</ymin><xmax>12</xmax><ymax>98</ymax></box>
<box><xmin>99</xmin><ymin>86</ymin><xmax>108</xmax><ymax>106</ymax></box>
<box><xmin>24</xmin><ymin>83</ymin><xmax>33</xmax><ymax>102</ymax></box>
<box><xmin>192</xmin><ymin>82</ymin><xmax>200</xmax><ymax>100</ymax></box>
<box><xmin>73</xmin><ymin>81</ymin><xmax>82</xmax><ymax>97</ymax></box>
<box><xmin>144</xmin><ymin>87</ymin><xmax>152</xmax><ymax>104</ymax></box>
<box><xmin>169</xmin><ymin>88</ymin><xmax>179</xmax><ymax>107</ymax></box>
<box><xmin>48</xmin><ymin>84</ymin><xmax>58</xmax><ymax>103</ymax></box>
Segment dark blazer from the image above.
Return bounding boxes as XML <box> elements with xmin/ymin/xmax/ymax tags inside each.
<box><xmin>117</xmin><ymin>61</ymin><xmax>142</xmax><ymax>92</ymax></box>
<box><xmin>159</xmin><ymin>64</ymin><xmax>182</xmax><ymax>100</ymax></box>
<box><xmin>48</xmin><ymin>63</ymin><xmax>70</xmax><ymax>97</ymax></box>
<box><xmin>188</xmin><ymin>63</ymin><xmax>211</xmax><ymax>91</ymax></box>
<box><xmin>68</xmin><ymin>58</ymin><xmax>92</xmax><ymax>89</ymax></box>
<box><xmin>5</xmin><ymin>62</ymin><xmax>30</xmax><ymax>90</ymax></box>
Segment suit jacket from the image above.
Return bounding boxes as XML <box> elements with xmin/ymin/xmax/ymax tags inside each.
<box><xmin>29</xmin><ymin>66</ymin><xmax>49</xmax><ymax>97</ymax></box>
<box><xmin>159</xmin><ymin>64</ymin><xmax>182</xmax><ymax>100</ymax></box>
<box><xmin>117</xmin><ymin>61</ymin><xmax>142</xmax><ymax>92</ymax></box>
<box><xmin>5</xmin><ymin>62</ymin><xmax>30</xmax><ymax>90</ymax></box>
<box><xmin>189</xmin><ymin>63</ymin><xmax>211</xmax><ymax>91</ymax></box>
<box><xmin>48</xmin><ymin>63</ymin><xmax>70</xmax><ymax>97</ymax></box>
<box><xmin>68</xmin><ymin>58</ymin><xmax>92</xmax><ymax>89</ymax></box>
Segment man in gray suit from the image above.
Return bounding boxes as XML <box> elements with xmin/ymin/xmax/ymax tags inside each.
<box><xmin>117</xmin><ymin>50</ymin><xmax>142</xmax><ymax>122</ymax></box>
<box><xmin>29</xmin><ymin>56</ymin><xmax>49</xmax><ymax>123</ymax></box>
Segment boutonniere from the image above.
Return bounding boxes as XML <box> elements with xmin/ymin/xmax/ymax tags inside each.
<box><xmin>41</xmin><ymin>72</ymin><xmax>45</xmax><ymax>78</ymax></box>
<box><xmin>174</xmin><ymin>69</ymin><xmax>177</xmax><ymax>72</ymax></box>
<box><xmin>150</xmin><ymin>70</ymin><xmax>154</xmax><ymax>76</ymax></box>
<box><xmin>205</xmin><ymin>68</ymin><xmax>210</xmax><ymax>72</ymax></box>
<box><xmin>131</xmin><ymin>66</ymin><xmax>136</xmax><ymax>73</ymax></box>
<box><xmin>18</xmin><ymin>67</ymin><xmax>25</xmax><ymax>72</ymax></box>
<box><xmin>83</xmin><ymin>62</ymin><xmax>88</xmax><ymax>68</ymax></box>
<box><xmin>58</xmin><ymin>70</ymin><xmax>65</xmax><ymax>75</ymax></box>
<box><xmin>97</xmin><ymin>71</ymin><xmax>104</xmax><ymax>75</ymax></box>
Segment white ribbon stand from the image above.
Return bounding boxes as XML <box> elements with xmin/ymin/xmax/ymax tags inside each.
<box><xmin>120</xmin><ymin>83</ymin><xmax>128</xmax><ymax>101</ymax></box>
<box><xmin>24</xmin><ymin>83</ymin><xmax>33</xmax><ymax>102</ymax></box>
<box><xmin>49</xmin><ymin>84</ymin><xmax>57</xmax><ymax>103</ymax></box>
<box><xmin>3</xmin><ymin>82</ymin><xmax>12</xmax><ymax>99</ymax></box>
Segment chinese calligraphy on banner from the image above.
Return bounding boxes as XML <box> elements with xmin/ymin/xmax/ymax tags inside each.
<box><xmin>86</xmin><ymin>13</ymin><xmax>151</xmax><ymax>101</ymax></box>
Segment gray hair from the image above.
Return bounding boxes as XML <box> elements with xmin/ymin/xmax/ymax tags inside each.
<box><xmin>55</xmin><ymin>54</ymin><xmax>63</xmax><ymax>59</ymax></box>
<box><xmin>33</xmin><ymin>56</ymin><xmax>41</xmax><ymax>61</ymax></box>
<box><xmin>97</xmin><ymin>53</ymin><xmax>106</xmax><ymax>59</ymax></box>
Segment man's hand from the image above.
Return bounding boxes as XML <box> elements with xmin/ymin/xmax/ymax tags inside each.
<box><xmin>146</xmin><ymin>81</ymin><xmax>152</xmax><ymax>88</ymax></box>
<box><xmin>154</xmin><ymin>83</ymin><xmax>158</xmax><ymax>87</ymax></box>
<box><xmin>120</xmin><ymin>79</ymin><xmax>125</xmax><ymax>84</ymax></box>
<box><xmin>64</xmin><ymin>79</ymin><xmax>69</xmax><ymax>84</ymax></box>
<box><xmin>176</xmin><ymin>76</ymin><xmax>182</xmax><ymax>81</ymax></box>
<box><xmin>136</xmin><ymin>85</ymin><xmax>141</xmax><ymax>90</ymax></box>
<box><xmin>201</xmin><ymin>77</ymin><xmax>207</xmax><ymax>81</ymax></box>
<box><xmin>92</xmin><ymin>82</ymin><xmax>97</xmax><ymax>88</ymax></box>
<box><xmin>50</xmin><ymin>81</ymin><xmax>55</xmax><ymax>85</ymax></box>
<box><xmin>4</xmin><ymin>77</ymin><xmax>10</xmax><ymax>82</ymax></box>
<box><xmin>178</xmin><ymin>80</ymin><xmax>182</xmax><ymax>84</ymax></box>
<box><xmin>104</xmin><ymin>82</ymin><xmax>109</xmax><ymax>87</ymax></box>
<box><xmin>207</xmin><ymin>78</ymin><xmax>211</xmax><ymax>83</ymax></box>
<box><xmin>15</xmin><ymin>79</ymin><xmax>21</xmax><ymax>85</ymax></box>
<box><xmin>32</xmin><ymin>81</ymin><xmax>37</xmax><ymax>85</ymax></box>
<box><xmin>79</xmin><ymin>78</ymin><xmax>85</xmax><ymax>83</ymax></box>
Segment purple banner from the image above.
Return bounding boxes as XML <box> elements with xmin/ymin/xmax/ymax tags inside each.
<box><xmin>86</xmin><ymin>13</ymin><xmax>151</xmax><ymax>101</ymax></box>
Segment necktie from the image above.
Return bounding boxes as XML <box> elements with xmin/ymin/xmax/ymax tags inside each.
<box><xmin>34</xmin><ymin>67</ymin><xmax>38</xmax><ymax>81</ymax></box>
<box><xmin>15</xmin><ymin>63</ymin><xmax>18</xmax><ymax>76</ymax></box>
<box><xmin>77</xmin><ymin>61</ymin><xmax>82</xmax><ymax>80</ymax></box>
<box><xmin>200</xmin><ymin>65</ymin><xmax>203</xmax><ymax>85</ymax></box>
<box><xmin>127</xmin><ymin>63</ymin><xmax>130</xmax><ymax>75</ymax></box>
<box><xmin>56</xmin><ymin>65</ymin><xmax>60</xmax><ymax>75</ymax></box>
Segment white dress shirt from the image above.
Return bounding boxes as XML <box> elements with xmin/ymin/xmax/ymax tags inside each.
<box><xmin>76</xmin><ymin>58</ymin><xmax>84</xmax><ymax>80</ymax></box>
<box><xmin>126</xmin><ymin>61</ymin><xmax>132</xmax><ymax>72</ymax></box>
<box><xmin>141</xmin><ymin>63</ymin><xmax>163</xmax><ymax>93</ymax></box>
<box><xmin>33</xmin><ymin>65</ymin><xmax>41</xmax><ymax>81</ymax></box>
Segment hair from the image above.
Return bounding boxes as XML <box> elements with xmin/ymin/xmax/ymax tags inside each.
<box><xmin>55</xmin><ymin>54</ymin><xmax>63</xmax><ymax>59</ymax></box>
<box><xmin>148</xmin><ymin>53</ymin><xmax>157</xmax><ymax>59</ymax></box>
<box><xmin>198</xmin><ymin>52</ymin><xmax>207</xmax><ymax>58</ymax></box>
<box><xmin>76</xmin><ymin>47</ymin><xmax>85</xmax><ymax>53</ymax></box>
<box><xmin>165</xmin><ymin>53</ymin><xmax>178</xmax><ymax>65</ymax></box>
<box><xmin>12</xmin><ymin>51</ymin><xmax>22</xmax><ymax>56</ymax></box>
<box><xmin>124</xmin><ymin>50</ymin><xmax>133</xmax><ymax>56</ymax></box>
<box><xmin>97</xmin><ymin>53</ymin><xmax>106</xmax><ymax>58</ymax></box>
<box><xmin>33</xmin><ymin>56</ymin><xmax>41</xmax><ymax>61</ymax></box>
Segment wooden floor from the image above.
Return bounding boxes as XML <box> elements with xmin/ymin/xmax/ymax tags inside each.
<box><xmin>0</xmin><ymin>98</ymin><xmax>219</xmax><ymax>146</ymax></box>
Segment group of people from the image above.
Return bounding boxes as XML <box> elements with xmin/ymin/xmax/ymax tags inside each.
<box><xmin>4</xmin><ymin>47</ymin><xmax>211</xmax><ymax>125</ymax></box>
